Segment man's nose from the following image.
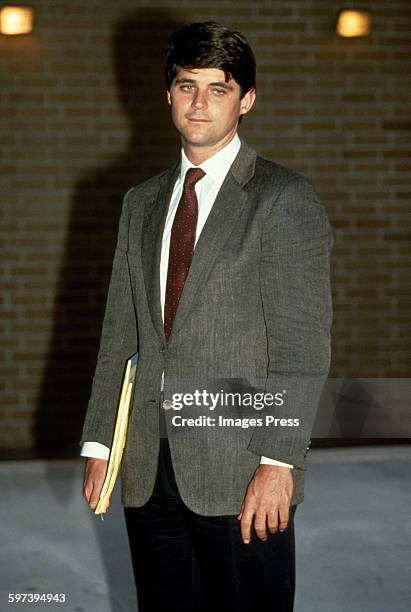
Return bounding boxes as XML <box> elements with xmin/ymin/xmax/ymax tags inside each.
<box><xmin>192</xmin><ymin>89</ymin><xmax>207</xmax><ymax>109</ymax></box>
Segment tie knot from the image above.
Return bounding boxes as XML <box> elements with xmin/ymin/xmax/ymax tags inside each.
<box><xmin>184</xmin><ymin>167</ymin><xmax>206</xmax><ymax>189</ymax></box>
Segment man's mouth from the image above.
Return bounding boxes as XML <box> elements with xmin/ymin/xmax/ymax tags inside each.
<box><xmin>187</xmin><ymin>117</ymin><xmax>210</xmax><ymax>123</ymax></box>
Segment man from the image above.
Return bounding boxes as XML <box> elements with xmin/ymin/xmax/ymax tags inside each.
<box><xmin>81</xmin><ymin>22</ymin><xmax>332</xmax><ymax>612</ymax></box>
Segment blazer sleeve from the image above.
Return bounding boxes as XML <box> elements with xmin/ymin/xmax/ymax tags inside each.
<box><xmin>79</xmin><ymin>189</ymin><xmax>138</xmax><ymax>449</ymax></box>
<box><xmin>247</xmin><ymin>176</ymin><xmax>333</xmax><ymax>468</ymax></box>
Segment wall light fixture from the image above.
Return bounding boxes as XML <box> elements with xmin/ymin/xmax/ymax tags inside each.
<box><xmin>336</xmin><ymin>9</ymin><xmax>371</xmax><ymax>37</ymax></box>
<box><xmin>0</xmin><ymin>5</ymin><xmax>34</xmax><ymax>35</ymax></box>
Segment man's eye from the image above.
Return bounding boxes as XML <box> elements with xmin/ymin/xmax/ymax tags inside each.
<box><xmin>181</xmin><ymin>85</ymin><xmax>193</xmax><ymax>91</ymax></box>
<box><xmin>212</xmin><ymin>89</ymin><xmax>225</xmax><ymax>96</ymax></box>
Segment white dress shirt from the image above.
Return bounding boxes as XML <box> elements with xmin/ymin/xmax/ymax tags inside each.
<box><xmin>81</xmin><ymin>134</ymin><xmax>292</xmax><ymax>469</ymax></box>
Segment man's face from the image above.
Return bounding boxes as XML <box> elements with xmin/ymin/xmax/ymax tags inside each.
<box><xmin>166</xmin><ymin>68</ymin><xmax>255</xmax><ymax>152</ymax></box>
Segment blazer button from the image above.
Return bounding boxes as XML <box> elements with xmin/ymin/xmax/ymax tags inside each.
<box><xmin>163</xmin><ymin>399</ymin><xmax>172</xmax><ymax>410</ymax></box>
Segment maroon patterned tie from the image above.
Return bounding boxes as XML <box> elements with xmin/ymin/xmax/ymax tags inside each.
<box><xmin>164</xmin><ymin>167</ymin><xmax>206</xmax><ymax>342</ymax></box>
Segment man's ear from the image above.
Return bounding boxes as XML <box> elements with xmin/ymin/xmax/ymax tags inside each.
<box><xmin>239</xmin><ymin>88</ymin><xmax>256</xmax><ymax>117</ymax></box>
<box><xmin>166</xmin><ymin>89</ymin><xmax>172</xmax><ymax>106</ymax></box>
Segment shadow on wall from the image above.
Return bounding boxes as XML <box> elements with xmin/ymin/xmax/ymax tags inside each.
<box><xmin>35</xmin><ymin>10</ymin><xmax>180</xmax><ymax>459</ymax></box>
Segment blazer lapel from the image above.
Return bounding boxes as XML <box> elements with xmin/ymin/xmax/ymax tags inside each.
<box><xmin>169</xmin><ymin>140</ymin><xmax>257</xmax><ymax>342</ymax></box>
<box><xmin>141</xmin><ymin>164</ymin><xmax>179</xmax><ymax>344</ymax></box>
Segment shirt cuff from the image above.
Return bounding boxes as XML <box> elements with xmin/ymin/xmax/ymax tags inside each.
<box><xmin>260</xmin><ymin>455</ymin><xmax>293</xmax><ymax>469</ymax></box>
<box><xmin>81</xmin><ymin>442</ymin><xmax>110</xmax><ymax>460</ymax></box>
<box><xmin>80</xmin><ymin>444</ymin><xmax>292</xmax><ymax>468</ymax></box>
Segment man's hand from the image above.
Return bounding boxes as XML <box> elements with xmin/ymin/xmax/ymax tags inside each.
<box><xmin>237</xmin><ymin>464</ymin><xmax>293</xmax><ymax>544</ymax></box>
<box><xmin>83</xmin><ymin>458</ymin><xmax>108</xmax><ymax>511</ymax></box>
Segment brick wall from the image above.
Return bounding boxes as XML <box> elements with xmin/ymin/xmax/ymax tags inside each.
<box><xmin>1</xmin><ymin>0</ymin><xmax>410</xmax><ymax>456</ymax></box>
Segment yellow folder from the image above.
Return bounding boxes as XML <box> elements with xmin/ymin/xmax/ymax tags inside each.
<box><xmin>95</xmin><ymin>353</ymin><xmax>138</xmax><ymax>515</ymax></box>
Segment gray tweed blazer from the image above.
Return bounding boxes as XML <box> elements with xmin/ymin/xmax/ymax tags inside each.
<box><xmin>80</xmin><ymin>139</ymin><xmax>333</xmax><ymax>515</ymax></box>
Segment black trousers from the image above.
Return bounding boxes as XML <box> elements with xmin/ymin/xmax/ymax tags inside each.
<box><xmin>124</xmin><ymin>438</ymin><xmax>296</xmax><ymax>612</ymax></box>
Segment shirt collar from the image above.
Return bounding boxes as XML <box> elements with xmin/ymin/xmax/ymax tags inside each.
<box><xmin>179</xmin><ymin>134</ymin><xmax>241</xmax><ymax>186</ymax></box>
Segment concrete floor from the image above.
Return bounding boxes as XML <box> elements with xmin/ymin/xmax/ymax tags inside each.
<box><xmin>1</xmin><ymin>446</ymin><xmax>410</xmax><ymax>612</ymax></box>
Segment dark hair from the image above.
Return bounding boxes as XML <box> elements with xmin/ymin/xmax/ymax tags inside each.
<box><xmin>165</xmin><ymin>21</ymin><xmax>256</xmax><ymax>98</ymax></box>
